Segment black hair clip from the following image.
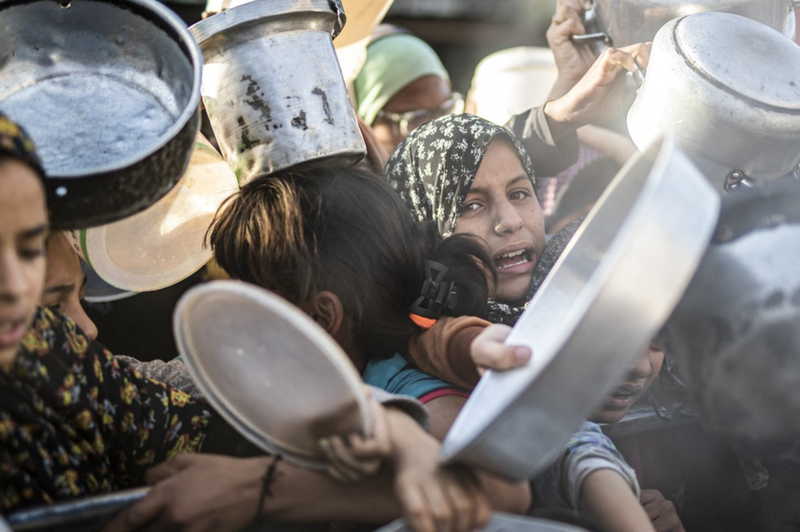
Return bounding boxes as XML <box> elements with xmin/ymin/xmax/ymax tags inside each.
<box><xmin>410</xmin><ymin>260</ymin><xmax>454</xmax><ymax>319</ymax></box>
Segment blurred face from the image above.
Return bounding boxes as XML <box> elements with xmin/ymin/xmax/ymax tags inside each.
<box><xmin>42</xmin><ymin>232</ymin><xmax>98</xmax><ymax>340</ymax></box>
<box><xmin>0</xmin><ymin>160</ymin><xmax>48</xmax><ymax>369</ymax></box>
<box><xmin>591</xmin><ymin>341</ymin><xmax>665</xmax><ymax>424</ymax></box>
<box><xmin>454</xmin><ymin>139</ymin><xmax>546</xmax><ymax>303</ymax></box>
<box><xmin>372</xmin><ymin>75</ymin><xmax>452</xmax><ymax>155</ymax></box>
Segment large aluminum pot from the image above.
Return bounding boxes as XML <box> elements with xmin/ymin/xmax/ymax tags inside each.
<box><xmin>627</xmin><ymin>12</ymin><xmax>800</xmax><ymax>194</ymax></box>
<box><xmin>588</xmin><ymin>0</ymin><xmax>796</xmax><ymax>48</ymax></box>
<box><xmin>190</xmin><ymin>0</ymin><xmax>366</xmax><ymax>184</ymax></box>
<box><xmin>0</xmin><ymin>0</ymin><xmax>202</xmax><ymax>230</ymax></box>
<box><xmin>440</xmin><ymin>137</ymin><xmax>720</xmax><ymax>481</ymax></box>
<box><xmin>666</xmin><ymin>179</ymin><xmax>800</xmax><ymax>451</ymax></box>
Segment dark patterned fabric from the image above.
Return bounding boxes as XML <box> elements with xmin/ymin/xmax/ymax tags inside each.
<box><xmin>384</xmin><ymin>113</ymin><xmax>580</xmax><ymax>325</ymax></box>
<box><xmin>0</xmin><ymin>112</ymin><xmax>45</xmax><ymax>182</ymax></box>
<box><xmin>0</xmin><ymin>307</ymin><xmax>215</xmax><ymax>512</ymax></box>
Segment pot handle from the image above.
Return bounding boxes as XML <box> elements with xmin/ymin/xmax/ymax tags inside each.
<box><xmin>328</xmin><ymin>0</ymin><xmax>346</xmax><ymax>40</ymax></box>
<box><xmin>570</xmin><ymin>1</ymin><xmax>645</xmax><ymax>88</ymax></box>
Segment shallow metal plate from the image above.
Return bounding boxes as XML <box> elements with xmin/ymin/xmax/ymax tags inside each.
<box><xmin>74</xmin><ymin>133</ymin><xmax>238</xmax><ymax>292</ymax></box>
<box><xmin>375</xmin><ymin>513</ymin><xmax>590</xmax><ymax>532</ymax></box>
<box><xmin>7</xmin><ymin>488</ymin><xmax>149</xmax><ymax>532</ymax></box>
<box><xmin>440</xmin><ymin>137</ymin><xmax>720</xmax><ymax>480</ymax></box>
<box><xmin>174</xmin><ymin>281</ymin><xmax>371</xmax><ymax>468</ymax></box>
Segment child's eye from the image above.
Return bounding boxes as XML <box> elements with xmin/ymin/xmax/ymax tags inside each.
<box><xmin>47</xmin><ymin>303</ymin><xmax>63</xmax><ymax>313</ymax></box>
<box><xmin>19</xmin><ymin>247</ymin><xmax>44</xmax><ymax>260</ymax></box>
<box><xmin>460</xmin><ymin>202</ymin><xmax>481</xmax><ymax>213</ymax></box>
<box><xmin>509</xmin><ymin>190</ymin><xmax>531</xmax><ymax>201</ymax></box>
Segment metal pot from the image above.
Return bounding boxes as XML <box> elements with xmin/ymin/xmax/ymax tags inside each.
<box><xmin>584</xmin><ymin>0</ymin><xmax>797</xmax><ymax>49</ymax></box>
<box><xmin>627</xmin><ymin>12</ymin><xmax>800</xmax><ymax>194</ymax></box>
<box><xmin>666</xmin><ymin>178</ymin><xmax>800</xmax><ymax>450</ymax></box>
<box><xmin>440</xmin><ymin>137</ymin><xmax>720</xmax><ymax>481</ymax></box>
<box><xmin>0</xmin><ymin>0</ymin><xmax>202</xmax><ymax>230</ymax></box>
<box><xmin>190</xmin><ymin>0</ymin><xmax>366</xmax><ymax>184</ymax></box>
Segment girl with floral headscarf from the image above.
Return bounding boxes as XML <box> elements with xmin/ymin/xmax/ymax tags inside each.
<box><xmin>384</xmin><ymin>115</ymin><xmax>658</xmax><ymax>531</ymax></box>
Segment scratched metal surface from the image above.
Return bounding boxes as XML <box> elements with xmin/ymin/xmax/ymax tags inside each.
<box><xmin>190</xmin><ymin>0</ymin><xmax>365</xmax><ymax>184</ymax></box>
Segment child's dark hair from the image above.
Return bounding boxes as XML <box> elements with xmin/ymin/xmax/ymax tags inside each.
<box><xmin>209</xmin><ymin>165</ymin><xmax>494</xmax><ymax>359</ymax></box>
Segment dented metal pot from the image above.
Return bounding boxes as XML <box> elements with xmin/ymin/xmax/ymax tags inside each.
<box><xmin>627</xmin><ymin>12</ymin><xmax>800</xmax><ymax>193</ymax></box>
<box><xmin>189</xmin><ymin>0</ymin><xmax>366</xmax><ymax>184</ymax></box>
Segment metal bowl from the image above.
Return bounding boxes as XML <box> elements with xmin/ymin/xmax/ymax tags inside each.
<box><xmin>174</xmin><ymin>281</ymin><xmax>371</xmax><ymax>469</ymax></box>
<box><xmin>0</xmin><ymin>0</ymin><xmax>202</xmax><ymax>229</ymax></box>
<box><xmin>440</xmin><ymin>137</ymin><xmax>720</xmax><ymax>481</ymax></box>
<box><xmin>666</xmin><ymin>178</ymin><xmax>800</xmax><ymax>449</ymax></box>
<box><xmin>189</xmin><ymin>0</ymin><xmax>365</xmax><ymax>184</ymax></box>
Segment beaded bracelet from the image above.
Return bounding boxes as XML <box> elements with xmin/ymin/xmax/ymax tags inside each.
<box><xmin>256</xmin><ymin>454</ymin><xmax>283</xmax><ymax>521</ymax></box>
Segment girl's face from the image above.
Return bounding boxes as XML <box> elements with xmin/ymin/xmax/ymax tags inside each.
<box><xmin>0</xmin><ymin>160</ymin><xmax>48</xmax><ymax>369</ymax></box>
<box><xmin>591</xmin><ymin>342</ymin><xmax>665</xmax><ymax>424</ymax></box>
<box><xmin>42</xmin><ymin>233</ymin><xmax>98</xmax><ymax>340</ymax></box>
<box><xmin>454</xmin><ymin>139</ymin><xmax>546</xmax><ymax>303</ymax></box>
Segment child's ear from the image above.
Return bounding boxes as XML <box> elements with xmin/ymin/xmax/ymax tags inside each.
<box><xmin>309</xmin><ymin>290</ymin><xmax>345</xmax><ymax>338</ymax></box>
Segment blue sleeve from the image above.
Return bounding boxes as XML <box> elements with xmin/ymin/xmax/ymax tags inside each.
<box><xmin>362</xmin><ymin>353</ymin><xmax>459</xmax><ymax>400</ymax></box>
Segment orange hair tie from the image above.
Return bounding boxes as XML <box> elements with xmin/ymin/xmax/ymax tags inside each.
<box><xmin>410</xmin><ymin>313</ymin><xmax>437</xmax><ymax>330</ymax></box>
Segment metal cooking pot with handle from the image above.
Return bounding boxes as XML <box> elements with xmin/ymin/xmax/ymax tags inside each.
<box><xmin>190</xmin><ymin>0</ymin><xmax>366</xmax><ymax>184</ymax></box>
<box><xmin>583</xmin><ymin>0</ymin><xmax>797</xmax><ymax>49</ymax></box>
<box><xmin>627</xmin><ymin>12</ymin><xmax>800</xmax><ymax>193</ymax></box>
<box><xmin>0</xmin><ymin>0</ymin><xmax>202</xmax><ymax>229</ymax></box>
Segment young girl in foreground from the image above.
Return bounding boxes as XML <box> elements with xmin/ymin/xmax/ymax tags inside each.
<box><xmin>209</xmin><ymin>163</ymin><xmax>654</xmax><ymax>531</ymax></box>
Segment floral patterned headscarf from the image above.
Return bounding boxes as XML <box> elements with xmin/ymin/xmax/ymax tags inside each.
<box><xmin>384</xmin><ymin>114</ymin><xmax>575</xmax><ymax>325</ymax></box>
<box><xmin>384</xmin><ymin>114</ymin><xmax>535</xmax><ymax>238</ymax></box>
<box><xmin>0</xmin><ymin>112</ymin><xmax>45</xmax><ymax>182</ymax></box>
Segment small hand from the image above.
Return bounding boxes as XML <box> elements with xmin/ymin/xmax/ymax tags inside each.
<box><xmin>389</xmin><ymin>412</ymin><xmax>491</xmax><ymax>532</ymax></box>
<box><xmin>320</xmin><ymin>399</ymin><xmax>393</xmax><ymax>483</ymax></box>
<box><xmin>470</xmin><ymin>324</ymin><xmax>531</xmax><ymax>376</ymax></box>
<box><xmin>640</xmin><ymin>489</ymin><xmax>686</xmax><ymax>532</ymax></box>
<box><xmin>546</xmin><ymin>42</ymin><xmax>652</xmax><ymax>130</ymax></box>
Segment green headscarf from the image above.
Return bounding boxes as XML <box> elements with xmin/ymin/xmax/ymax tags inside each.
<box><xmin>354</xmin><ymin>32</ymin><xmax>450</xmax><ymax>126</ymax></box>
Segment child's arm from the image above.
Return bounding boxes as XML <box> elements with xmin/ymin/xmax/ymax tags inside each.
<box><xmin>319</xmin><ymin>400</ymin><xmax>492</xmax><ymax>532</ymax></box>
<box><xmin>407</xmin><ymin>319</ymin><xmax>531</xmax><ymax>389</ymax></box>
<box><xmin>581</xmin><ymin>470</ymin><xmax>655</xmax><ymax>532</ymax></box>
<box><xmin>407</xmin><ymin>315</ymin><xmax>488</xmax><ymax>388</ymax></box>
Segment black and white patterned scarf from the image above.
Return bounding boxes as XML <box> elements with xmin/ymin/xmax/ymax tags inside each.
<box><xmin>384</xmin><ymin>114</ymin><xmax>580</xmax><ymax>325</ymax></box>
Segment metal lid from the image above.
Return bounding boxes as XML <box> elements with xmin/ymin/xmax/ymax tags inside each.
<box><xmin>174</xmin><ymin>281</ymin><xmax>371</xmax><ymax>468</ymax></box>
<box><xmin>190</xmin><ymin>0</ymin><xmax>345</xmax><ymax>44</ymax></box>
<box><xmin>76</xmin><ymin>133</ymin><xmax>239</xmax><ymax>292</ymax></box>
<box><xmin>675</xmin><ymin>12</ymin><xmax>800</xmax><ymax>111</ymax></box>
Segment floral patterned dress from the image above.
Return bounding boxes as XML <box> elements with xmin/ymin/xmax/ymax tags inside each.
<box><xmin>0</xmin><ymin>307</ymin><xmax>216</xmax><ymax>513</ymax></box>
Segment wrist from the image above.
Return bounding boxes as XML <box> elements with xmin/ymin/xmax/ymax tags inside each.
<box><xmin>385</xmin><ymin>409</ymin><xmax>438</xmax><ymax>468</ymax></box>
<box><xmin>544</xmin><ymin>98</ymin><xmax>579</xmax><ymax>140</ymax></box>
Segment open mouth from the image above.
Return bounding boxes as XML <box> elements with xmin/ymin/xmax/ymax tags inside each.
<box><xmin>604</xmin><ymin>383</ymin><xmax>644</xmax><ymax>409</ymax></box>
<box><xmin>494</xmin><ymin>248</ymin><xmax>535</xmax><ymax>272</ymax></box>
<box><xmin>0</xmin><ymin>319</ymin><xmax>25</xmax><ymax>348</ymax></box>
